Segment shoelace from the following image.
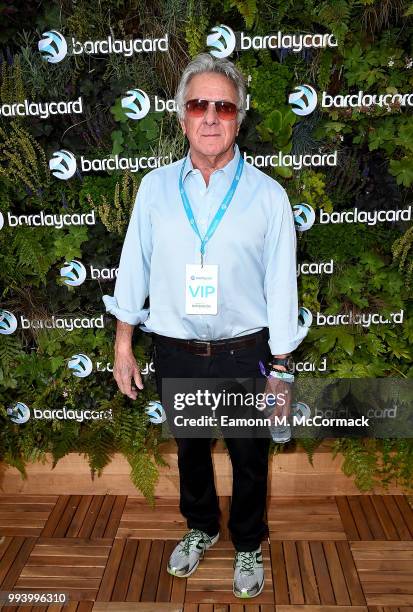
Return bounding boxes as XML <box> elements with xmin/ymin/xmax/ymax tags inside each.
<box><xmin>180</xmin><ymin>529</ymin><xmax>207</xmax><ymax>555</ymax></box>
<box><xmin>236</xmin><ymin>551</ymin><xmax>255</xmax><ymax>575</ymax></box>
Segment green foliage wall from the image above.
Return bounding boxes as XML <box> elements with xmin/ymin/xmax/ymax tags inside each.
<box><xmin>0</xmin><ymin>0</ymin><xmax>412</xmax><ymax>501</ymax></box>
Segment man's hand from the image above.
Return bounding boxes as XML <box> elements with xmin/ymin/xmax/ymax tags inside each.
<box><xmin>264</xmin><ymin>375</ymin><xmax>292</xmax><ymax>421</ymax></box>
<box><xmin>113</xmin><ymin>347</ymin><xmax>144</xmax><ymax>400</ymax></box>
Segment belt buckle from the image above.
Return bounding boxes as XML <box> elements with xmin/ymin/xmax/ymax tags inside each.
<box><xmin>193</xmin><ymin>340</ymin><xmax>212</xmax><ymax>356</ymax></box>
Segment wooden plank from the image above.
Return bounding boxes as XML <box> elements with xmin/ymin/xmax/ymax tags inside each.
<box><xmin>296</xmin><ymin>540</ymin><xmax>319</xmax><ymax>604</ymax></box>
<box><xmin>40</xmin><ymin>496</ymin><xmax>70</xmax><ymax>537</ymax></box>
<box><xmin>66</xmin><ymin>495</ymin><xmax>93</xmax><ymax>537</ymax></box>
<box><xmin>104</xmin><ymin>495</ymin><xmax>127</xmax><ymax>538</ymax></box>
<box><xmin>270</xmin><ymin>540</ymin><xmax>289</xmax><ymax>604</ymax></box>
<box><xmin>283</xmin><ymin>541</ymin><xmax>304</xmax><ymax>605</ymax></box>
<box><xmin>53</xmin><ymin>495</ymin><xmax>82</xmax><ymax>537</ymax></box>
<box><xmin>140</xmin><ymin>540</ymin><xmax>165</xmax><ymax>602</ymax></box>
<box><xmin>335</xmin><ymin>540</ymin><xmax>365</xmax><ymax>605</ymax></box>
<box><xmin>358</xmin><ymin>497</ymin><xmax>386</xmax><ymax>540</ymax></box>
<box><xmin>156</xmin><ymin>540</ymin><xmax>175</xmax><ymax>602</ymax></box>
<box><xmin>96</xmin><ymin>538</ymin><xmax>126</xmax><ymax>601</ymax></box>
<box><xmin>362</xmin><ymin>582</ymin><xmax>413</xmax><ymax>593</ymax></box>
<box><xmin>170</xmin><ymin>572</ymin><xmax>186</xmax><ymax>604</ymax></box>
<box><xmin>21</xmin><ymin>565</ymin><xmax>102</xmax><ymax>578</ymax></box>
<box><xmin>359</xmin><ymin>571</ymin><xmax>413</xmax><ymax>581</ymax></box>
<box><xmin>382</xmin><ymin>495</ymin><xmax>413</xmax><ymax>540</ymax></box>
<box><xmin>276</xmin><ymin>607</ymin><xmax>368</xmax><ymax>612</ymax></box>
<box><xmin>1</xmin><ymin>537</ymin><xmax>36</xmax><ymax>589</ymax></box>
<box><xmin>125</xmin><ymin>540</ymin><xmax>151</xmax><ymax>601</ymax></box>
<box><xmin>14</xmin><ymin>577</ymin><xmax>101</xmax><ymax>588</ymax></box>
<box><xmin>351</xmin><ymin>541</ymin><xmax>413</xmax><ymax>549</ymax></box>
<box><xmin>0</xmin><ymin>512</ymin><xmax>50</xmax><ymax>521</ymax></box>
<box><xmin>0</xmin><ymin>536</ymin><xmax>13</xmax><ymax>563</ymax></box>
<box><xmin>335</xmin><ymin>496</ymin><xmax>359</xmax><ymax>540</ymax></box>
<box><xmin>366</xmin><ymin>594</ymin><xmax>413</xmax><ymax>605</ymax></box>
<box><xmin>393</xmin><ymin>495</ymin><xmax>413</xmax><ymax>538</ymax></box>
<box><xmin>93</xmin><ymin>605</ymin><xmax>184</xmax><ymax>611</ymax></box>
<box><xmin>26</xmin><ymin>554</ymin><xmax>108</xmax><ymax>567</ymax></box>
<box><xmin>78</xmin><ymin>496</ymin><xmax>105</xmax><ymax>539</ymax></box>
<box><xmin>308</xmin><ymin>542</ymin><xmax>335</xmax><ymax>606</ymax></box>
<box><xmin>33</xmin><ymin>537</ymin><xmax>113</xmax><ymax>546</ymax></box>
<box><xmin>218</xmin><ymin>497</ymin><xmax>230</xmax><ymax>541</ymax></box>
<box><xmin>77</xmin><ymin>603</ymin><xmax>94</xmax><ymax>611</ymax></box>
<box><xmin>347</xmin><ymin>498</ymin><xmax>373</xmax><ymax>541</ymax></box>
<box><xmin>354</xmin><ymin>559</ymin><xmax>413</xmax><ymax>571</ymax></box>
<box><xmin>370</xmin><ymin>495</ymin><xmax>399</xmax><ymax>540</ymax></box>
<box><xmin>0</xmin><ymin>536</ymin><xmax>25</xmax><ymax>585</ymax></box>
<box><xmin>322</xmin><ymin>541</ymin><xmax>350</xmax><ymax>605</ymax></box>
<box><xmin>351</xmin><ymin>549</ymin><xmax>413</xmax><ymax>559</ymax></box>
<box><xmin>0</xmin><ymin>527</ymin><xmax>41</xmax><ymax>537</ymax></box>
<box><xmin>111</xmin><ymin>539</ymin><xmax>139</xmax><ymax>601</ymax></box>
<box><xmin>29</xmin><ymin>545</ymin><xmax>111</xmax><ymax>557</ymax></box>
<box><xmin>91</xmin><ymin>496</ymin><xmax>116</xmax><ymax>539</ymax></box>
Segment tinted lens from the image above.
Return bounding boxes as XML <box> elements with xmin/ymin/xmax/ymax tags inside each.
<box><xmin>185</xmin><ymin>99</ymin><xmax>209</xmax><ymax>116</ymax></box>
<box><xmin>215</xmin><ymin>101</ymin><xmax>237</xmax><ymax>119</ymax></box>
<box><xmin>185</xmin><ymin>99</ymin><xmax>238</xmax><ymax>120</ymax></box>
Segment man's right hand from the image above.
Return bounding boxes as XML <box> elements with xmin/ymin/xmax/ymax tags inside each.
<box><xmin>113</xmin><ymin>348</ymin><xmax>144</xmax><ymax>400</ymax></box>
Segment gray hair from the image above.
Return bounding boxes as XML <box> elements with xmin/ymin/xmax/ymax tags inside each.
<box><xmin>175</xmin><ymin>53</ymin><xmax>247</xmax><ymax>125</ymax></box>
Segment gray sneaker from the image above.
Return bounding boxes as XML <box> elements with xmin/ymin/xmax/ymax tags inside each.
<box><xmin>233</xmin><ymin>545</ymin><xmax>264</xmax><ymax>598</ymax></box>
<box><xmin>167</xmin><ymin>528</ymin><xmax>219</xmax><ymax>577</ymax></box>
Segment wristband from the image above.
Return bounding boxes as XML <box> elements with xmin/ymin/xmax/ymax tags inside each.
<box><xmin>268</xmin><ymin>369</ymin><xmax>295</xmax><ymax>383</ymax></box>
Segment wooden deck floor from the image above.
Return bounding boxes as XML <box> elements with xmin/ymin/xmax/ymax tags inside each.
<box><xmin>0</xmin><ymin>494</ymin><xmax>413</xmax><ymax>611</ymax></box>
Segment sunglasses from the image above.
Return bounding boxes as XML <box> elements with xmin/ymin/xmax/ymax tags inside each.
<box><xmin>185</xmin><ymin>98</ymin><xmax>238</xmax><ymax>120</ymax></box>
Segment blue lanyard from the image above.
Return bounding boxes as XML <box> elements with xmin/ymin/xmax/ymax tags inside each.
<box><xmin>179</xmin><ymin>154</ymin><xmax>244</xmax><ymax>267</ymax></box>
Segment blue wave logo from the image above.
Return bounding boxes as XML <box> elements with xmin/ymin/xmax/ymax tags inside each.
<box><xmin>49</xmin><ymin>150</ymin><xmax>77</xmax><ymax>180</ymax></box>
<box><xmin>288</xmin><ymin>84</ymin><xmax>318</xmax><ymax>116</ymax></box>
<box><xmin>7</xmin><ymin>402</ymin><xmax>30</xmax><ymax>424</ymax></box>
<box><xmin>292</xmin><ymin>401</ymin><xmax>311</xmax><ymax>420</ymax></box>
<box><xmin>207</xmin><ymin>25</ymin><xmax>236</xmax><ymax>58</ymax></box>
<box><xmin>298</xmin><ymin>307</ymin><xmax>313</xmax><ymax>328</ymax></box>
<box><xmin>0</xmin><ymin>309</ymin><xmax>18</xmax><ymax>335</ymax></box>
<box><xmin>145</xmin><ymin>400</ymin><xmax>167</xmax><ymax>424</ymax></box>
<box><xmin>38</xmin><ymin>30</ymin><xmax>68</xmax><ymax>64</ymax></box>
<box><xmin>68</xmin><ymin>353</ymin><xmax>93</xmax><ymax>378</ymax></box>
<box><xmin>121</xmin><ymin>89</ymin><xmax>150</xmax><ymax>120</ymax></box>
<box><xmin>60</xmin><ymin>259</ymin><xmax>87</xmax><ymax>286</ymax></box>
<box><xmin>293</xmin><ymin>203</ymin><xmax>315</xmax><ymax>232</ymax></box>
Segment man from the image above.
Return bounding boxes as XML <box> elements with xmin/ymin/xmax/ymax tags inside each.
<box><xmin>103</xmin><ymin>52</ymin><xmax>308</xmax><ymax>599</ymax></box>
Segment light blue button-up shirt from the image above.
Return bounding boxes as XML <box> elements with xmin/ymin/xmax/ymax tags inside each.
<box><xmin>102</xmin><ymin>144</ymin><xmax>308</xmax><ymax>354</ymax></box>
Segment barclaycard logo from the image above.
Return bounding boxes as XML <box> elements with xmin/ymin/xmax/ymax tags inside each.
<box><xmin>288</xmin><ymin>84</ymin><xmax>318</xmax><ymax>116</ymax></box>
<box><xmin>60</xmin><ymin>259</ymin><xmax>87</xmax><ymax>286</ymax></box>
<box><xmin>49</xmin><ymin>149</ymin><xmax>77</xmax><ymax>180</ymax></box>
<box><xmin>145</xmin><ymin>400</ymin><xmax>167</xmax><ymax>424</ymax></box>
<box><xmin>207</xmin><ymin>25</ymin><xmax>236</xmax><ymax>58</ymax></box>
<box><xmin>68</xmin><ymin>353</ymin><xmax>93</xmax><ymax>377</ymax></box>
<box><xmin>293</xmin><ymin>203</ymin><xmax>315</xmax><ymax>231</ymax></box>
<box><xmin>292</xmin><ymin>401</ymin><xmax>311</xmax><ymax>420</ymax></box>
<box><xmin>121</xmin><ymin>89</ymin><xmax>151</xmax><ymax>120</ymax></box>
<box><xmin>38</xmin><ymin>30</ymin><xmax>68</xmax><ymax>63</ymax></box>
<box><xmin>7</xmin><ymin>402</ymin><xmax>30</xmax><ymax>424</ymax></box>
<box><xmin>298</xmin><ymin>307</ymin><xmax>313</xmax><ymax>327</ymax></box>
<box><xmin>0</xmin><ymin>309</ymin><xmax>18</xmax><ymax>335</ymax></box>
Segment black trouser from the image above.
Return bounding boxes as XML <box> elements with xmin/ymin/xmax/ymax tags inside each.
<box><xmin>152</xmin><ymin>329</ymin><xmax>272</xmax><ymax>552</ymax></box>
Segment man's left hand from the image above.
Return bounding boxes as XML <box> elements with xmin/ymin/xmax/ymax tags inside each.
<box><xmin>264</xmin><ymin>374</ymin><xmax>292</xmax><ymax>421</ymax></box>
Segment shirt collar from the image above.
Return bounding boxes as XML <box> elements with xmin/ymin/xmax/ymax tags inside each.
<box><xmin>182</xmin><ymin>143</ymin><xmax>241</xmax><ymax>183</ymax></box>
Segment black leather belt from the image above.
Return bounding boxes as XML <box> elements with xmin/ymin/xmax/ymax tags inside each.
<box><xmin>152</xmin><ymin>328</ymin><xmax>269</xmax><ymax>357</ymax></box>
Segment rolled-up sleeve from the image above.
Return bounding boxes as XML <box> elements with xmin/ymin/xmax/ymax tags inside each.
<box><xmin>263</xmin><ymin>186</ymin><xmax>309</xmax><ymax>354</ymax></box>
<box><xmin>102</xmin><ymin>175</ymin><xmax>152</xmax><ymax>325</ymax></box>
